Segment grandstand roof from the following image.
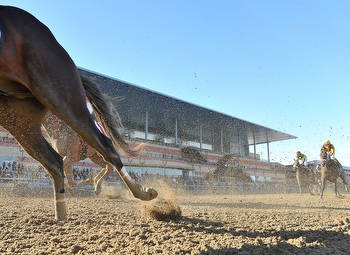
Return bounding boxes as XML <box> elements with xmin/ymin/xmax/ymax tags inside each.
<box><xmin>79</xmin><ymin>67</ymin><xmax>296</xmax><ymax>148</ymax></box>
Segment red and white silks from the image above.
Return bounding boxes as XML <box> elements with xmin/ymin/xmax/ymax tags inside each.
<box><xmin>86</xmin><ymin>98</ymin><xmax>106</xmax><ymax>136</ymax></box>
<box><xmin>94</xmin><ymin>120</ymin><xmax>106</xmax><ymax>136</ymax></box>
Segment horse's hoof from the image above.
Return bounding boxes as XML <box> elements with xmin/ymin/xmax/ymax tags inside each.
<box><xmin>94</xmin><ymin>184</ymin><xmax>102</xmax><ymax>195</ymax></box>
<box><xmin>136</xmin><ymin>187</ymin><xmax>158</xmax><ymax>201</ymax></box>
<box><xmin>146</xmin><ymin>187</ymin><xmax>158</xmax><ymax>200</ymax></box>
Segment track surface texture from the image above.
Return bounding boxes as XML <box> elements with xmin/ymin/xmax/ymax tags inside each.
<box><xmin>1</xmin><ymin>189</ymin><xmax>350</xmax><ymax>254</ymax></box>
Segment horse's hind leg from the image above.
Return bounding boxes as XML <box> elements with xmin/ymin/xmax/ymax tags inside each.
<box><xmin>320</xmin><ymin>178</ymin><xmax>326</xmax><ymax>199</ymax></box>
<box><xmin>22</xmin><ymin>55</ymin><xmax>155</xmax><ymax>200</ymax></box>
<box><xmin>296</xmin><ymin>173</ymin><xmax>302</xmax><ymax>193</ymax></box>
<box><xmin>89</xmin><ymin>152</ymin><xmax>114</xmax><ymax>195</ymax></box>
<box><xmin>62</xmin><ymin>156</ymin><xmax>76</xmax><ymax>196</ymax></box>
<box><xmin>0</xmin><ymin>97</ymin><xmax>66</xmax><ymax>220</ymax></box>
<box><xmin>307</xmin><ymin>184</ymin><xmax>314</xmax><ymax>195</ymax></box>
<box><xmin>334</xmin><ymin>182</ymin><xmax>343</xmax><ymax>198</ymax></box>
<box><xmin>298</xmin><ymin>184</ymin><xmax>302</xmax><ymax>194</ymax></box>
<box><xmin>340</xmin><ymin>174</ymin><xmax>349</xmax><ymax>192</ymax></box>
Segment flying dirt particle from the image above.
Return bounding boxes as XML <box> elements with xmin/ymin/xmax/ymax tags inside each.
<box><xmin>141</xmin><ymin>181</ymin><xmax>182</xmax><ymax>221</ymax></box>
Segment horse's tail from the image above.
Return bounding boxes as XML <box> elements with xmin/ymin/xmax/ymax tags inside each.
<box><xmin>80</xmin><ymin>74</ymin><xmax>144</xmax><ymax>157</ymax></box>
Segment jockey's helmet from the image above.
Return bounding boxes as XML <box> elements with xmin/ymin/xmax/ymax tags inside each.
<box><xmin>296</xmin><ymin>151</ymin><xmax>301</xmax><ymax>155</ymax></box>
<box><xmin>323</xmin><ymin>139</ymin><xmax>331</xmax><ymax>145</ymax></box>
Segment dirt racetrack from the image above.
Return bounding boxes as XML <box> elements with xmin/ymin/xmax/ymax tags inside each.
<box><xmin>1</xmin><ymin>187</ymin><xmax>350</xmax><ymax>254</ymax></box>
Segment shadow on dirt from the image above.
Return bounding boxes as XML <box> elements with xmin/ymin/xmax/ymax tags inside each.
<box><xmin>201</xmin><ymin>240</ymin><xmax>350</xmax><ymax>255</ymax></box>
<box><xmin>183</xmin><ymin>201</ymin><xmax>350</xmax><ymax>211</ymax></box>
<box><xmin>171</xmin><ymin>216</ymin><xmax>350</xmax><ymax>254</ymax></box>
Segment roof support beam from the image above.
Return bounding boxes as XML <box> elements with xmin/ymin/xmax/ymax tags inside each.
<box><xmin>253</xmin><ymin>131</ymin><xmax>256</xmax><ymax>159</ymax></box>
<box><xmin>175</xmin><ymin>118</ymin><xmax>178</xmax><ymax>146</ymax></box>
<box><xmin>220</xmin><ymin>128</ymin><xmax>224</xmax><ymax>154</ymax></box>
<box><xmin>199</xmin><ymin>124</ymin><xmax>203</xmax><ymax>151</ymax></box>
<box><xmin>266</xmin><ymin>131</ymin><xmax>270</xmax><ymax>162</ymax></box>
<box><xmin>145</xmin><ymin>111</ymin><xmax>148</xmax><ymax>141</ymax></box>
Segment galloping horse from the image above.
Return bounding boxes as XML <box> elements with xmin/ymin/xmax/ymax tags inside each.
<box><xmin>0</xmin><ymin>6</ymin><xmax>157</xmax><ymax>220</ymax></box>
<box><xmin>293</xmin><ymin>160</ymin><xmax>319</xmax><ymax>195</ymax></box>
<box><xmin>43</xmin><ymin>110</ymin><xmax>116</xmax><ymax>195</ymax></box>
<box><xmin>42</xmin><ymin>76</ymin><xmax>144</xmax><ymax>195</ymax></box>
<box><xmin>320</xmin><ymin>150</ymin><xmax>349</xmax><ymax>198</ymax></box>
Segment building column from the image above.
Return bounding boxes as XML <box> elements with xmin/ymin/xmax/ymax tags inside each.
<box><xmin>175</xmin><ymin>118</ymin><xmax>178</xmax><ymax>146</ymax></box>
<box><xmin>253</xmin><ymin>131</ymin><xmax>256</xmax><ymax>159</ymax></box>
<box><xmin>145</xmin><ymin>111</ymin><xmax>148</xmax><ymax>141</ymax></box>
<box><xmin>220</xmin><ymin>128</ymin><xmax>224</xmax><ymax>154</ymax></box>
<box><xmin>237</xmin><ymin>133</ymin><xmax>240</xmax><ymax>156</ymax></box>
<box><xmin>199</xmin><ymin>125</ymin><xmax>203</xmax><ymax>151</ymax></box>
<box><xmin>266</xmin><ymin>131</ymin><xmax>270</xmax><ymax>162</ymax></box>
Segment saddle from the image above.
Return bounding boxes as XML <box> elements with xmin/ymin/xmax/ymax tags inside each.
<box><xmin>295</xmin><ymin>163</ymin><xmax>312</xmax><ymax>177</ymax></box>
<box><xmin>324</xmin><ymin>157</ymin><xmax>344</xmax><ymax>175</ymax></box>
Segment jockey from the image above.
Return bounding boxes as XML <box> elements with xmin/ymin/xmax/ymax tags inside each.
<box><xmin>320</xmin><ymin>139</ymin><xmax>344</xmax><ymax>172</ymax></box>
<box><xmin>321</xmin><ymin>139</ymin><xmax>335</xmax><ymax>159</ymax></box>
<box><xmin>296</xmin><ymin>151</ymin><xmax>307</xmax><ymax>166</ymax></box>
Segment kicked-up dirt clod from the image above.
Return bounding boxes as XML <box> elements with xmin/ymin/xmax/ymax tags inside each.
<box><xmin>141</xmin><ymin>181</ymin><xmax>182</xmax><ymax>221</ymax></box>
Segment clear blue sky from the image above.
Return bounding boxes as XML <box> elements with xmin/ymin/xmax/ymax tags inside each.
<box><xmin>3</xmin><ymin>1</ymin><xmax>350</xmax><ymax>165</ymax></box>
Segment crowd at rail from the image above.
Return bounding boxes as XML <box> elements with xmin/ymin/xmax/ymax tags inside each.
<box><xmin>0</xmin><ymin>161</ymin><xmax>321</xmax><ymax>194</ymax></box>
<box><xmin>0</xmin><ymin>160</ymin><xmax>93</xmax><ymax>182</ymax></box>
<box><xmin>0</xmin><ymin>161</ymin><xmax>45</xmax><ymax>178</ymax></box>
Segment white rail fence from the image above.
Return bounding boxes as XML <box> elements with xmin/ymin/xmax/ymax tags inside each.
<box><xmin>0</xmin><ymin>176</ymin><xmax>306</xmax><ymax>195</ymax></box>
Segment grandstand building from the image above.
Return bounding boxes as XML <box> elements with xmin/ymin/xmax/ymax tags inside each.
<box><xmin>0</xmin><ymin>67</ymin><xmax>297</xmax><ymax>183</ymax></box>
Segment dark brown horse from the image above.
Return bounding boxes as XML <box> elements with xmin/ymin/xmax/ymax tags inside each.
<box><xmin>293</xmin><ymin>160</ymin><xmax>319</xmax><ymax>195</ymax></box>
<box><xmin>42</xmin><ymin>75</ymin><xmax>145</xmax><ymax>196</ymax></box>
<box><xmin>319</xmin><ymin>150</ymin><xmax>349</xmax><ymax>199</ymax></box>
<box><xmin>42</xmin><ymin>110</ymin><xmax>134</xmax><ymax>196</ymax></box>
<box><xmin>0</xmin><ymin>6</ymin><xmax>157</xmax><ymax>220</ymax></box>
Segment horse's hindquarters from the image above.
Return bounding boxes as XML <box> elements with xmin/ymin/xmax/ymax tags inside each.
<box><xmin>0</xmin><ymin>79</ymin><xmax>33</xmax><ymax>99</ymax></box>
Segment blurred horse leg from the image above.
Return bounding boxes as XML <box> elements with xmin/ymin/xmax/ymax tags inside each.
<box><xmin>0</xmin><ymin>96</ymin><xmax>66</xmax><ymax>220</ymax></box>
<box><xmin>334</xmin><ymin>181</ymin><xmax>342</xmax><ymax>198</ymax></box>
<box><xmin>296</xmin><ymin>171</ymin><xmax>302</xmax><ymax>193</ymax></box>
<box><xmin>307</xmin><ymin>184</ymin><xmax>314</xmax><ymax>195</ymax></box>
<box><xmin>320</xmin><ymin>175</ymin><xmax>326</xmax><ymax>199</ymax></box>
<box><xmin>62</xmin><ymin>156</ymin><xmax>76</xmax><ymax>196</ymax></box>
<box><xmin>89</xmin><ymin>152</ymin><xmax>114</xmax><ymax>195</ymax></box>
<box><xmin>339</xmin><ymin>173</ymin><xmax>349</xmax><ymax>192</ymax></box>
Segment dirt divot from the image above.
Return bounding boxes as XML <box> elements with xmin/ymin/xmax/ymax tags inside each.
<box><xmin>141</xmin><ymin>180</ymin><xmax>182</xmax><ymax>221</ymax></box>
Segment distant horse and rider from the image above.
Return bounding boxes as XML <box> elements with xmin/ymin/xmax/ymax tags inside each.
<box><xmin>292</xmin><ymin>151</ymin><xmax>320</xmax><ymax>195</ymax></box>
<box><xmin>319</xmin><ymin>140</ymin><xmax>349</xmax><ymax>199</ymax></box>
<box><xmin>0</xmin><ymin>6</ymin><xmax>157</xmax><ymax>220</ymax></box>
<box><xmin>293</xmin><ymin>142</ymin><xmax>349</xmax><ymax>198</ymax></box>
